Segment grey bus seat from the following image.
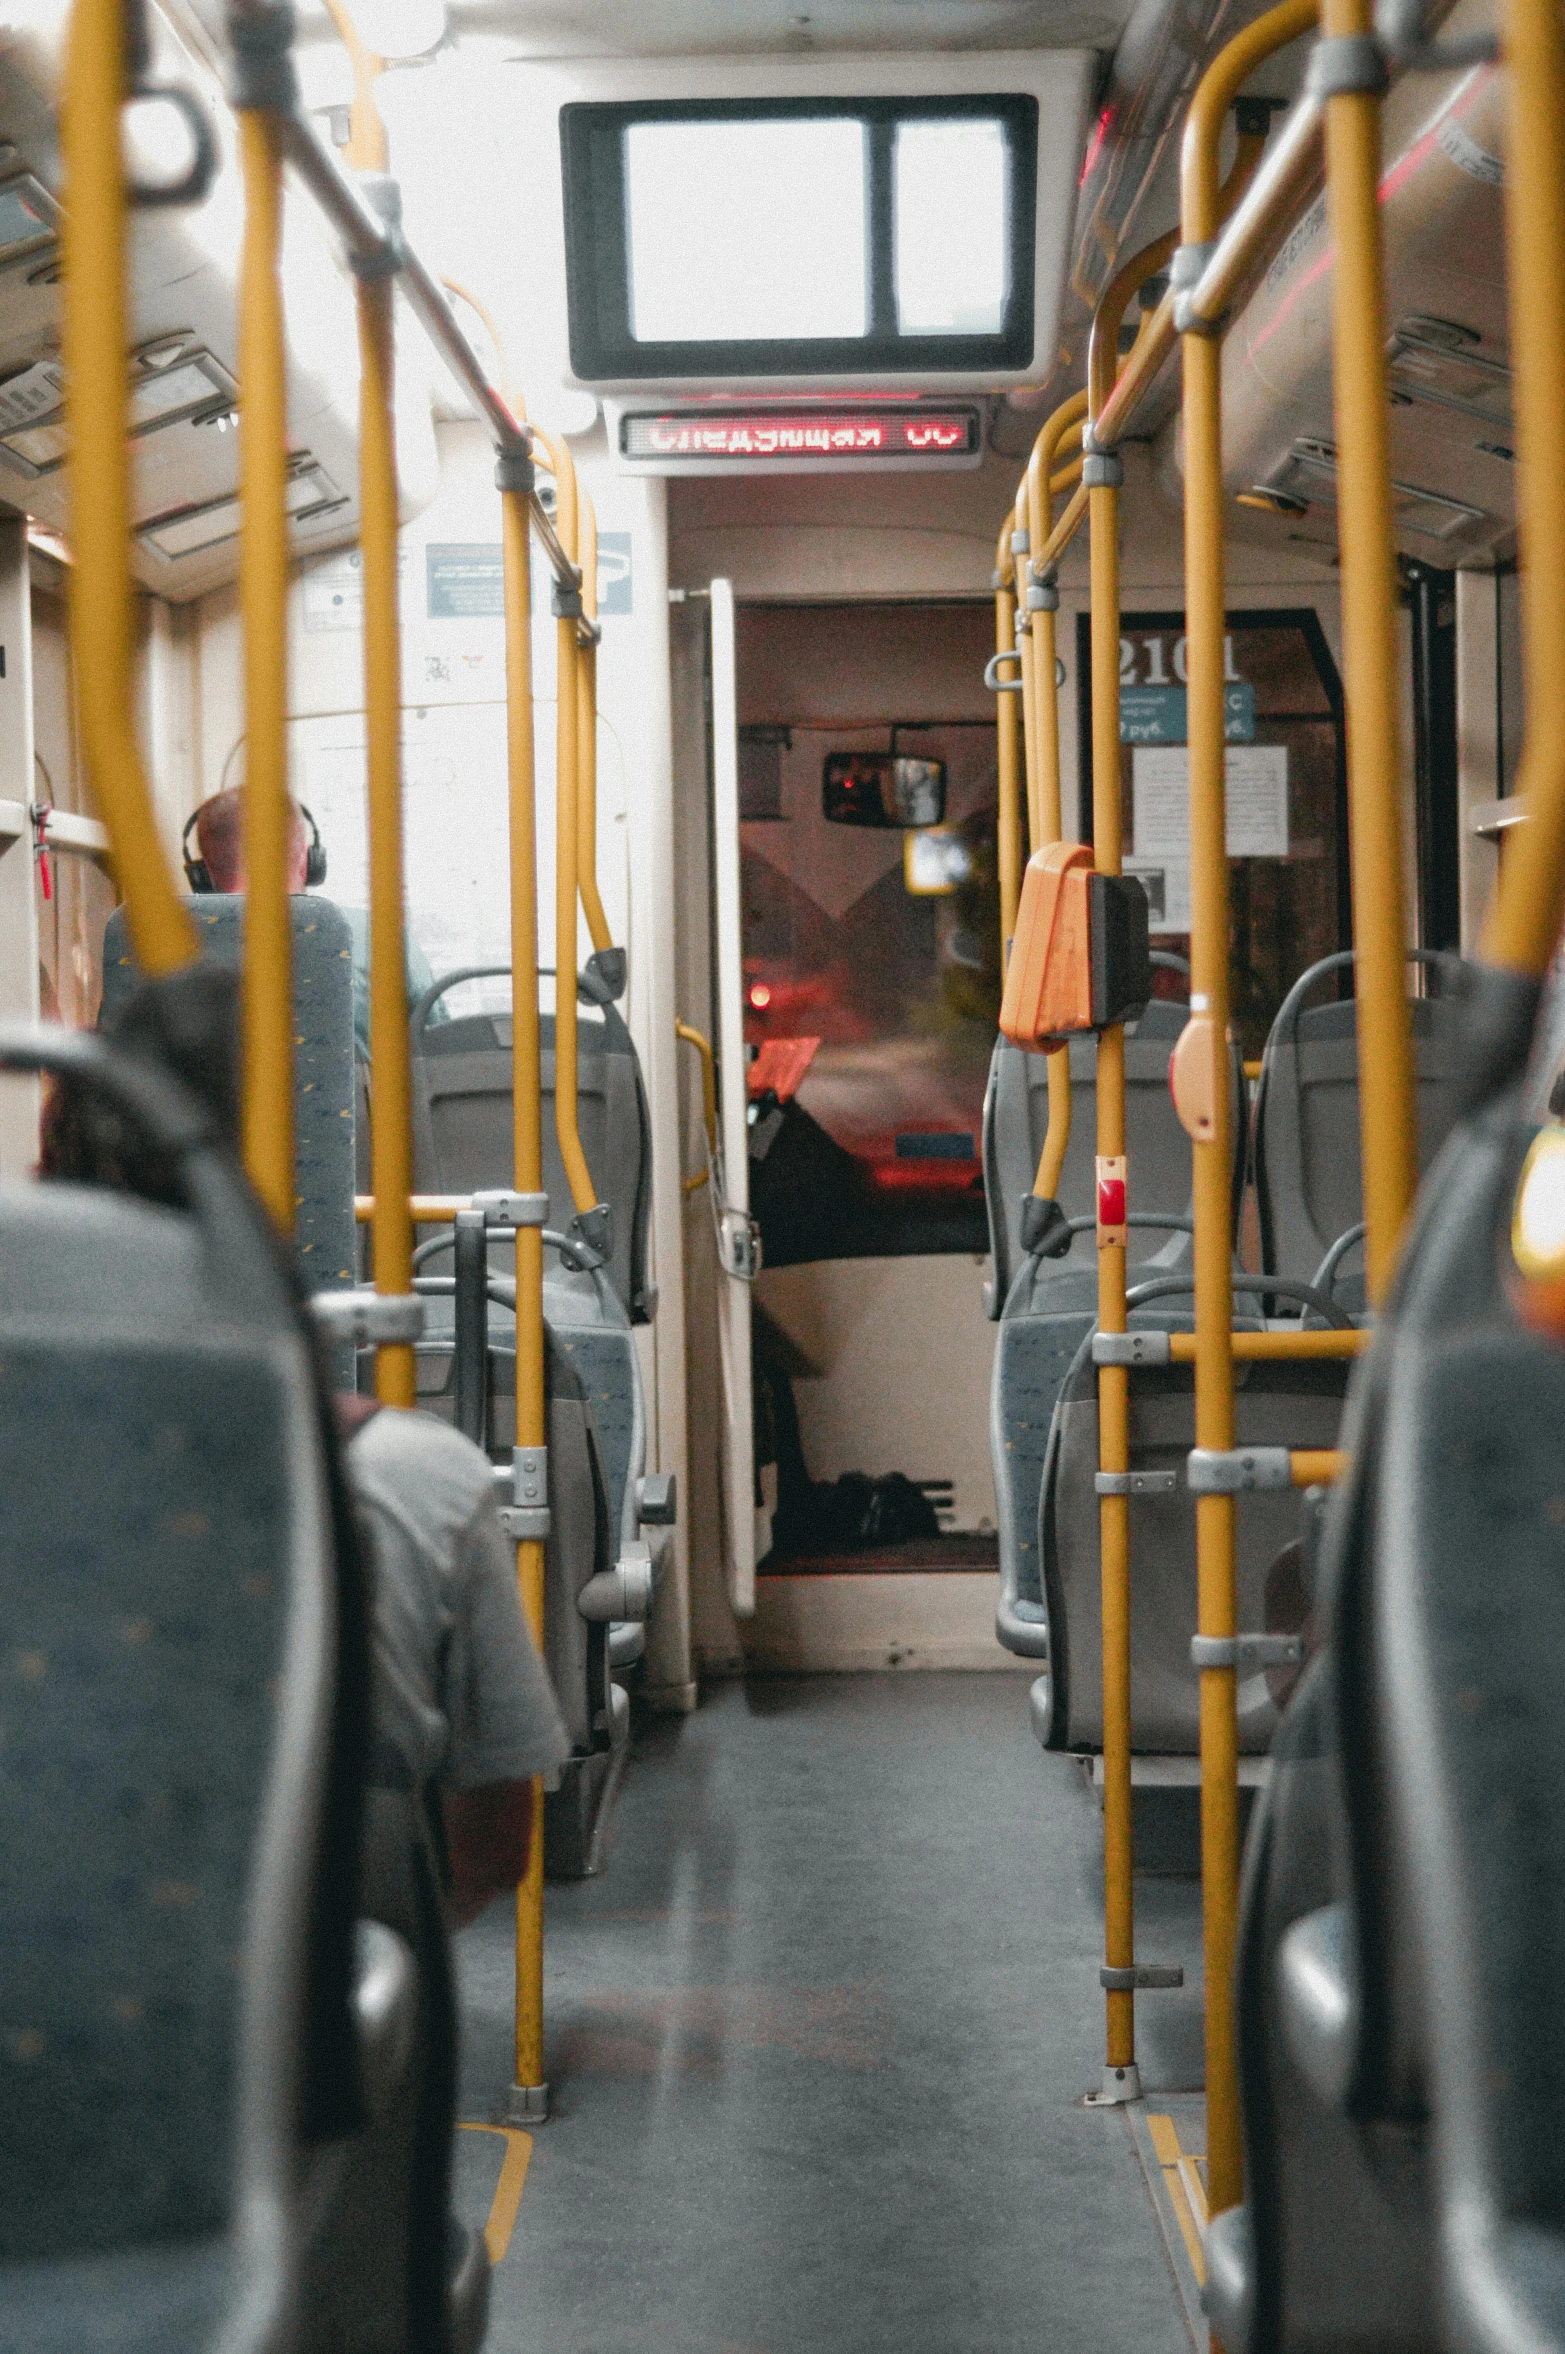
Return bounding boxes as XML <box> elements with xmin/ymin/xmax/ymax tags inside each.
<box><xmin>989</xmin><ymin>994</ymin><xmax>1245</xmax><ymax>1658</ymax></box>
<box><xmin>1212</xmin><ymin>1089</ymin><xmax>1546</xmax><ymax>2354</ymax></box>
<box><xmin>982</xmin><ymin>967</ymin><xmax>1227</xmax><ymax>1320</ymax></box>
<box><xmin>408</xmin><ymin>963</ymin><xmax>654</xmax><ymax>1326</ymax></box>
<box><xmin>103</xmin><ymin>897</ymin><xmax>358</xmax><ymax>1299</ymax></box>
<box><xmin>0</xmin><ymin>1024</ymin><xmax>371</xmax><ymax>2354</ymax></box>
<box><xmin>1029</xmin><ymin>1274</ymin><xmax>1354</xmax><ymax>1752</ymax></box>
<box><xmin>1253</xmin><ymin>949</ymin><xmax>1469</xmax><ymax>1300</ymax></box>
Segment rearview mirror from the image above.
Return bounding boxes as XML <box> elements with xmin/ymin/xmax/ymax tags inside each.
<box><xmin>822</xmin><ymin>752</ymin><xmax>947</xmax><ymax>829</ymax></box>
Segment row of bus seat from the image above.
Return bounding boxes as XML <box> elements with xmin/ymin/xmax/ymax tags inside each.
<box><xmin>1202</xmin><ymin>993</ymin><xmax>1565</xmax><ymax>2353</ymax></box>
<box><xmin>987</xmin><ymin>954</ymin><xmax>1470</xmax><ymax>1759</ymax></box>
<box><xmin>0</xmin><ymin>1018</ymin><xmax>489</xmax><ymax>2354</ymax></box>
<box><xmin>106</xmin><ymin>899</ymin><xmax>667</xmax><ymax>1884</ymax></box>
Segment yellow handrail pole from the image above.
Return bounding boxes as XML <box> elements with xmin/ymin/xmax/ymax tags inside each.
<box><xmin>59</xmin><ymin>0</ymin><xmax>197</xmax><ymax>974</ymax></box>
<box><xmin>359</xmin><ymin>259</ymin><xmax>416</xmax><ymax>1404</ymax></box>
<box><xmin>1478</xmin><ymin>0</ymin><xmax>1565</xmax><ymax>992</ymax></box>
<box><xmin>994</xmin><ymin>548</ymin><xmax>1023</xmax><ymax>950</ymax></box>
<box><xmin>574</xmin><ymin>492</ymin><xmax>612</xmax><ymax>959</ymax></box>
<box><xmin>500</xmin><ymin>467</ymin><xmax>548</xmax><ymax>2115</ymax></box>
<box><xmin>1022</xmin><ymin>389</ymin><xmax>1089</xmax><ymax>1203</ymax></box>
<box><xmin>676</xmin><ymin>1017</ymin><xmax>719</xmax><ymax>1192</ymax></box>
<box><xmin>320</xmin><ymin>0</ymin><xmax>388</xmax><ymax>172</ymax></box>
<box><xmin>531</xmin><ymin>426</ymin><xmax>595</xmax><ymax>1215</ymax></box>
<box><xmin>1176</xmin><ymin>0</ymin><xmax>1317</xmax><ymax>2230</ymax></box>
<box><xmin>1012</xmin><ymin>489</ymin><xmax>1043</xmax><ymax>854</ymax></box>
<box><xmin>1086</xmin><ymin>329</ymin><xmax>1137</xmax><ymax>2100</ymax></box>
<box><xmin>1321</xmin><ymin>0</ymin><xmax>1416</xmax><ymax>1303</ymax></box>
<box><xmin>236</xmin><ymin>111</ymin><xmax>295</xmax><ymax>1233</ymax></box>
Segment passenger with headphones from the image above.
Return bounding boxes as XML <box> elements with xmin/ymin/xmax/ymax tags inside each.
<box><xmin>183</xmin><ymin>788</ymin><xmax>444</xmax><ymax>1054</ymax></box>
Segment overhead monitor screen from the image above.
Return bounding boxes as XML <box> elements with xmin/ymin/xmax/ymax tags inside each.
<box><xmin>560</xmin><ymin>96</ymin><xmax>1038</xmax><ymax>381</ymax></box>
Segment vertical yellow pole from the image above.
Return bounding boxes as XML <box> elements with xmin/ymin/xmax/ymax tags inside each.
<box><xmin>1173</xmin><ymin>0</ymin><xmax>1316</xmax><ymax>2232</ymax></box>
<box><xmin>1483</xmin><ymin>0</ymin><xmax>1565</xmax><ymax>984</ymax></box>
<box><xmin>59</xmin><ymin>0</ymin><xmax>196</xmax><ymax>973</ymax></box>
<box><xmin>1013</xmin><ymin>490</ymin><xmax>1042</xmax><ymax>856</ymax></box>
<box><xmin>1322</xmin><ymin>0</ymin><xmax>1416</xmax><ymax>1303</ymax></box>
<box><xmin>237</xmin><ymin>113</ymin><xmax>294</xmax><ymax>1234</ymax></box>
<box><xmin>502</xmin><ymin>474</ymin><xmax>548</xmax><ymax>2109</ymax></box>
<box><xmin>574</xmin><ymin>494</ymin><xmax>612</xmax><ymax>960</ymax></box>
<box><xmin>531</xmin><ymin>429</ymin><xmax>595</xmax><ymax>1216</ymax></box>
<box><xmin>995</xmin><ymin>559</ymin><xmax>1022</xmax><ymax>950</ymax></box>
<box><xmin>1088</xmin><ymin>436</ymin><xmax>1136</xmax><ymax>2092</ymax></box>
<box><xmin>358</xmin><ymin>264</ymin><xmax>416</xmax><ymax>1405</ymax></box>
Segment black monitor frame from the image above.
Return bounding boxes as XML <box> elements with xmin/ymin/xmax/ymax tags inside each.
<box><xmin>559</xmin><ymin>93</ymin><xmax>1039</xmax><ymax>383</ymax></box>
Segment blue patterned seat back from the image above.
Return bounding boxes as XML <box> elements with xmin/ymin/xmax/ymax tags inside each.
<box><xmin>0</xmin><ymin>1187</ymin><xmax>292</xmax><ymax>2265</ymax></box>
<box><xmin>102</xmin><ymin>897</ymin><xmax>357</xmax><ymax>1296</ymax></box>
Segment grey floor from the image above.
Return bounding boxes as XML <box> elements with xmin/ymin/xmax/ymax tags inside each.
<box><xmin>454</xmin><ymin>1673</ymin><xmax>1206</xmax><ymax>2354</ymax></box>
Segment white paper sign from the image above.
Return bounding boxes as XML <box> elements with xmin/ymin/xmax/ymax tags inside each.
<box><xmin>1124</xmin><ymin>856</ymin><xmax>1191</xmax><ymax>935</ymax></box>
<box><xmin>1132</xmin><ymin>743</ymin><xmax>1289</xmax><ymax>861</ymax></box>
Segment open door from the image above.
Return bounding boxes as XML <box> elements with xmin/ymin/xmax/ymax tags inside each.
<box><xmin>709</xmin><ymin>577</ymin><xmax>757</xmax><ymax>1617</ymax></box>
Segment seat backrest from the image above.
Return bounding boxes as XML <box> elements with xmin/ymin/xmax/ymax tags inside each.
<box><xmin>983</xmin><ymin>998</ymin><xmax>1242</xmax><ymax>1313</ymax></box>
<box><xmin>103</xmin><ymin>897</ymin><xmax>358</xmax><ymax>1295</ymax></box>
<box><xmin>408</xmin><ymin>967</ymin><xmax>653</xmax><ymax>1325</ymax></box>
<box><xmin>1254</xmin><ymin>950</ymin><xmax>1469</xmax><ymax>1283</ymax></box>
<box><xmin>0</xmin><ymin>1029</ymin><xmax>353</xmax><ymax>2296</ymax></box>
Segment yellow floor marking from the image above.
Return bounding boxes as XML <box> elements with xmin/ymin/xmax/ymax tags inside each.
<box><xmin>458</xmin><ymin>2123</ymin><xmax>533</xmax><ymax>2263</ymax></box>
<box><xmin>1147</xmin><ymin>2114</ymin><xmax>1207</xmax><ymax>2287</ymax></box>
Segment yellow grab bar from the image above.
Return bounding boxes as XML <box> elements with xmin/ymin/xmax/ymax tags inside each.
<box><xmin>574</xmin><ymin>491</ymin><xmax>613</xmax><ymax>961</ymax></box>
<box><xmin>501</xmin><ymin>469</ymin><xmax>549</xmax><ymax>2118</ymax></box>
<box><xmin>529</xmin><ymin>426</ymin><xmax>595</xmax><ymax>1217</ymax></box>
<box><xmin>236</xmin><ymin>110</ymin><xmax>295</xmax><ymax>1234</ymax></box>
<box><xmin>1167</xmin><ymin>1327</ymin><xmax>1367</xmax><ymax>1362</ymax></box>
<box><xmin>994</xmin><ymin>531</ymin><xmax>1023</xmax><ymax>948</ymax></box>
<box><xmin>358</xmin><ymin>257</ymin><xmax>416</xmax><ymax>1406</ymax></box>
<box><xmin>320</xmin><ymin>0</ymin><xmax>389</xmax><ymax>172</ymax></box>
<box><xmin>1320</xmin><ymin>0</ymin><xmax>1415</xmax><ymax>1306</ymax></box>
<box><xmin>676</xmin><ymin>1018</ymin><xmax>719</xmax><ymax>1193</ymax></box>
<box><xmin>1175</xmin><ymin>0</ymin><xmax>1317</xmax><ymax>2226</ymax></box>
<box><xmin>60</xmin><ymin>0</ymin><xmax>197</xmax><ymax>976</ymax></box>
<box><xmin>1480</xmin><ymin>0</ymin><xmax>1565</xmax><ymax>991</ymax></box>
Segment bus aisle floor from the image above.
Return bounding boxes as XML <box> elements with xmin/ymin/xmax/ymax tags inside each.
<box><xmin>451</xmin><ymin>1675</ymin><xmax>1206</xmax><ymax>2353</ymax></box>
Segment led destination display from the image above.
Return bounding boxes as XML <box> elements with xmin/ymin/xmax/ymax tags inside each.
<box><xmin>620</xmin><ymin>407</ymin><xmax>981</xmax><ymax>461</ymax></box>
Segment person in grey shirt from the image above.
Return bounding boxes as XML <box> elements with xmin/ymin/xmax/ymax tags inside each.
<box><xmin>343</xmin><ymin>1400</ymin><xmax>569</xmax><ymax>1922</ymax></box>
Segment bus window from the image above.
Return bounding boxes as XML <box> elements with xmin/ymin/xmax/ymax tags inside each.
<box><xmin>1080</xmin><ymin>605</ymin><xmax>1348</xmax><ymax>1057</ymax></box>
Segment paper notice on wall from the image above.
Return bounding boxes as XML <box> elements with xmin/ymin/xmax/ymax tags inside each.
<box><xmin>1132</xmin><ymin>743</ymin><xmax>1289</xmax><ymax>861</ymax></box>
<box><xmin>1124</xmin><ymin>856</ymin><xmax>1191</xmax><ymax>936</ymax></box>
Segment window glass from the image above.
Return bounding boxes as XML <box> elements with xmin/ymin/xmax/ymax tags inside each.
<box><xmin>893</xmin><ymin>117</ymin><xmax>1010</xmax><ymax>336</ymax></box>
<box><xmin>625</xmin><ymin>119</ymin><xmax>868</xmax><ymax>344</ymax></box>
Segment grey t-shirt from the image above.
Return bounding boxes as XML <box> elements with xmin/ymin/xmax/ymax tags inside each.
<box><xmin>347</xmin><ymin>1407</ymin><xmax>569</xmax><ymax>1792</ymax></box>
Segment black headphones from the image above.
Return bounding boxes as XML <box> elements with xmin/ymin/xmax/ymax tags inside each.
<box><xmin>182</xmin><ymin>802</ymin><xmax>327</xmax><ymax>893</ymax></box>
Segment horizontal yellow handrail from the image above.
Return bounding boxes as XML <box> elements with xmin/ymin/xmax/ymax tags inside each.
<box><xmin>1292</xmin><ymin>1449</ymin><xmax>1348</xmax><ymax>1485</ymax></box>
<box><xmin>357</xmin><ymin>1193</ymin><xmax>481</xmax><ymax>1223</ymax></box>
<box><xmin>1167</xmin><ymin>1329</ymin><xmax>1367</xmax><ymax>1362</ymax></box>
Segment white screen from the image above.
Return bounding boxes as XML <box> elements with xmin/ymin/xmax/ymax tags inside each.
<box><xmin>893</xmin><ymin>118</ymin><xmax>1010</xmax><ymax>336</ymax></box>
<box><xmin>626</xmin><ymin>118</ymin><xmax>868</xmax><ymax>344</ymax></box>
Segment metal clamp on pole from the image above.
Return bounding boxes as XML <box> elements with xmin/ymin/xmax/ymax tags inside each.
<box><xmin>1010</xmin><ymin>527</ymin><xmax>1030</xmax><ymax>554</ymax></box>
<box><xmin>1171</xmin><ymin>239</ymin><xmax>1219</xmax><ymax>336</ymax></box>
<box><xmin>494</xmin><ymin>448</ymin><xmax>535</xmax><ymax>498</ymax></box>
<box><xmin>1027</xmin><ymin>575</ymin><xmax>1061</xmax><ymax>612</ymax></box>
<box><xmin>308</xmin><ymin>1289</ymin><xmax>426</xmax><ymax>1346</ymax></box>
<box><xmin>1095</xmin><ymin>1469</ymin><xmax>1178</xmax><ymax>1496</ymax></box>
<box><xmin>568</xmin><ymin>1202</ymin><xmax>613</xmax><ymax>1263</ymax></box>
<box><xmin>347</xmin><ymin>172</ymin><xmax>404</xmax><ymax>277</ymax></box>
<box><xmin>1307</xmin><ymin>30</ymin><xmax>1389</xmax><ymax>95</ymax></box>
<box><xmin>1081</xmin><ymin>450</ymin><xmax>1125</xmax><ymax>489</ymax></box>
<box><xmin>1191</xmin><ymin>1632</ymin><xmax>1305</xmax><ymax>1671</ymax></box>
<box><xmin>498</xmin><ymin>1444</ymin><xmax>550</xmax><ymax>1542</ymax></box>
<box><xmin>472</xmin><ymin>1188</ymin><xmax>549</xmax><ymax>1228</ymax></box>
<box><xmin>1187</xmin><ymin>1445</ymin><xmax>1294</xmax><ymax>1493</ymax></box>
<box><xmin>1093</xmin><ymin>1330</ymin><xmax>1172</xmax><ymax>1367</ymax></box>
<box><xmin>1100</xmin><ymin>1963</ymin><xmax>1185</xmax><ymax>1990</ymax></box>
